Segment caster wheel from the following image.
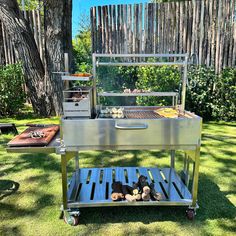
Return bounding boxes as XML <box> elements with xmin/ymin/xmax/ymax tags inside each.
<box><xmin>186</xmin><ymin>209</ymin><xmax>195</xmax><ymax>220</ymax></box>
<box><xmin>64</xmin><ymin>215</ymin><xmax>79</xmax><ymax>226</ymax></box>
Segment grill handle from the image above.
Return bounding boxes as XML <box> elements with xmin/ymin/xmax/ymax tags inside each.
<box><xmin>115</xmin><ymin>123</ymin><xmax>148</xmax><ymax>130</ymax></box>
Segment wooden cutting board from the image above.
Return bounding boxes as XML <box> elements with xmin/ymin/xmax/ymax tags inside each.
<box><xmin>8</xmin><ymin>125</ymin><xmax>59</xmax><ymax>147</ymax></box>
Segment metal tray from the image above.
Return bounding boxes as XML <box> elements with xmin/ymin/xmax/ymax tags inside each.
<box><xmin>67</xmin><ymin>166</ymin><xmax>192</xmax><ymax>208</ymax></box>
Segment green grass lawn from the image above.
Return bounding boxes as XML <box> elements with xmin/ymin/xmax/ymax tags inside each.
<box><xmin>0</xmin><ymin>117</ymin><xmax>235</xmax><ymax>236</ymax></box>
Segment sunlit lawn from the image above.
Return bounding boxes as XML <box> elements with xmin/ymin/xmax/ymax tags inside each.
<box><xmin>0</xmin><ymin>116</ymin><xmax>235</xmax><ymax>236</ymax></box>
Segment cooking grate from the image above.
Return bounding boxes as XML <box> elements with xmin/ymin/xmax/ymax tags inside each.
<box><xmin>124</xmin><ymin>110</ymin><xmax>163</xmax><ymax>119</ymax></box>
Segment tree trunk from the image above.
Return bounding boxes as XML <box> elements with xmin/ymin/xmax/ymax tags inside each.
<box><xmin>0</xmin><ymin>0</ymin><xmax>53</xmax><ymax>115</ymax></box>
<box><xmin>44</xmin><ymin>0</ymin><xmax>72</xmax><ymax>115</ymax></box>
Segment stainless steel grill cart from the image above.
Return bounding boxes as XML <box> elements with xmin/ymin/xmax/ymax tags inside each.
<box><xmin>7</xmin><ymin>54</ymin><xmax>202</xmax><ymax>225</ymax></box>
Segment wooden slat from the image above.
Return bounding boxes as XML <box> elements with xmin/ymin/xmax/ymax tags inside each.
<box><xmin>223</xmin><ymin>0</ymin><xmax>229</xmax><ymax>68</ymax></box>
<box><xmin>127</xmin><ymin>5</ymin><xmax>132</xmax><ymax>54</ymax></box>
<box><xmin>105</xmin><ymin>6</ymin><xmax>109</xmax><ymax>54</ymax></box>
<box><xmin>139</xmin><ymin>4</ymin><xmax>143</xmax><ymax>55</ymax></box>
<box><xmin>90</xmin><ymin>7</ymin><xmax>95</xmax><ymax>53</ymax></box>
<box><xmin>207</xmin><ymin>0</ymin><xmax>212</xmax><ymax>66</ymax></box>
<box><xmin>228</xmin><ymin>0</ymin><xmax>235</xmax><ymax>66</ymax></box>
<box><xmin>144</xmin><ymin>3</ymin><xmax>148</xmax><ymax>53</ymax></box>
<box><xmin>195</xmin><ymin>0</ymin><xmax>200</xmax><ymax>61</ymax></box>
<box><xmin>186</xmin><ymin>1</ymin><xmax>192</xmax><ymax>56</ymax></box>
<box><xmin>135</xmin><ymin>4</ymin><xmax>139</xmax><ymax>54</ymax></box>
<box><xmin>183</xmin><ymin>2</ymin><xmax>187</xmax><ymax>53</ymax></box>
<box><xmin>154</xmin><ymin>3</ymin><xmax>159</xmax><ymax>53</ymax></box>
<box><xmin>112</xmin><ymin>5</ymin><xmax>116</xmax><ymax>54</ymax></box>
<box><xmin>123</xmin><ymin>4</ymin><xmax>128</xmax><ymax>54</ymax></box>
<box><xmin>179</xmin><ymin>2</ymin><xmax>183</xmax><ymax>53</ymax></box>
<box><xmin>215</xmin><ymin>0</ymin><xmax>222</xmax><ymax>73</ymax></box>
<box><xmin>117</xmin><ymin>5</ymin><xmax>121</xmax><ymax>54</ymax></box>
<box><xmin>199</xmin><ymin>0</ymin><xmax>205</xmax><ymax>64</ymax></box>
<box><xmin>175</xmin><ymin>2</ymin><xmax>179</xmax><ymax>53</ymax></box>
<box><xmin>98</xmin><ymin>6</ymin><xmax>102</xmax><ymax>53</ymax></box>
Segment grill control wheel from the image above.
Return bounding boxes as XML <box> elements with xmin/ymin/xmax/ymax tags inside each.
<box><xmin>186</xmin><ymin>208</ymin><xmax>195</xmax><ymax>220</ymax></box>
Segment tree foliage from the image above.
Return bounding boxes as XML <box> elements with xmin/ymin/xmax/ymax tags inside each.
<box><xmin>73</xmin><ymin>14</ymin><xmax>92</xmax><ymax>73</ymax></box>
<box><xmin>73</xmin><ymin>29</ymin><xmax>92</xmax><ymax>73</ymax></box>
<box><xmin>0</xmin><ymin>63</ymin><xmax>26</xmax><ymax>116</ymax></box>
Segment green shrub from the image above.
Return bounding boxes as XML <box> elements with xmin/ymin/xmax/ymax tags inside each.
<box><xmin>0</xmin><ymin>63</ymin><xmax>26</xmax><ymax>116</ymax></box>
<box><xmin>136</xmin><ymin>66</ymin><xmax>180</xmax><ymax>106</ymax></box>
<box><xmin>186</xmin><ymin>66</ymin><xmax>216</xmax><ymax>120</ymax></box>
<box><xmin>212</xmin><ymin>68</ymin><xmax>236</xmax><ymax>121</ymax></box>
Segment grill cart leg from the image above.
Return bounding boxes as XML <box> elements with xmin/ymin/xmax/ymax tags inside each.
<box><xmin>61</xmin><ymin>153</ymin><xmax>68</xmax><ymax>211</ymax></box>
<box><xmin>170</xmin><ymin>150</ymin><xmax>175</xmax><ymax>169</ymax></box>
<box><xmin>75</xmin><ymin>152</ymin><xmax>79</xmax><ymax>189</ymax></box>
<box><xmin>192</xmin><ymin>147</ymin><xmax>200</xmax><ymax>208</ymax></box>
<box><xmin>181</xmin><ymin>153</ymin><xmax>190</xmax><ymax>187</ymax></box>
<box><xmin>186</xmin><ymin>147</ymin><xmax>200</xmax><ymax>220</ymax></box>
<box><xmin>61</xmin><ymin>151</ymin><xmax>80</xmax><ymax>225</ymax></box>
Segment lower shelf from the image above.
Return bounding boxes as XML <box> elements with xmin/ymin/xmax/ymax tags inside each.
<box><xmin>67</xmin><ymin>167</ymin><xmax>192</xmax><ymax>208</ymax></box>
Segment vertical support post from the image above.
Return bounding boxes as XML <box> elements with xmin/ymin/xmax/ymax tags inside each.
<box><xmin>61</xmin><ymin>153</ymin><xmax>68</xmax><ymax>210</ymax></box>
<box><xmin>64</xmin><ymin>53</ymin><xmax>69</xmax><ymax>73</ymax></box>
<box><xmin>92</xmin><ymin>54</ymin><xmax>97</xmax><ymax>113</ymax></box>
<box><xmin>170</xmin><ymin>150</ymin><xmax>175</xmax><ymax>169</ymax></box>
<box><xmin>183</xmin><ymin>153</ymin><xmax>187</xmax><ymax>170</ymax></box>
<box><xmin>64</xmin><ymin>53</ymin><xmax>69</xmax><ymax>89</ymax></box>
<box><xmin>182</xmin><ymin>153</ymin><xmax>190</xmax><ymax>187</ymax></box>
<box><xmin>186</xmin><ymin>155</ymin><xmax>190</xmax><ymax>187</ymax></box>
<box><xmin>75</xmin><ymin>152</ymin><xmax>79</xmax><ymax>187</ymax></box>
<box><xmin>192</xmin><ymin>147</ymin><xmax>200</xmax><ymax>207</ymax></box>
<box><xmin>181</xmin><ymin>54</ymin><xmax>188</xmax><ymax>111</ymax></box>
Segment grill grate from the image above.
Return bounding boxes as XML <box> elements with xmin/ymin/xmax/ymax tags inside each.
<box><xmin>125</xmin><ymin>110</ymin><xmax>163</xmax><ymax>119</ymax></box>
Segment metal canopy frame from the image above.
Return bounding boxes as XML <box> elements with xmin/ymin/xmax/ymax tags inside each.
<box><xmin>92</xmin><ymin>53</ymin><xmax>188</xmax><ymax>111</ymax></box>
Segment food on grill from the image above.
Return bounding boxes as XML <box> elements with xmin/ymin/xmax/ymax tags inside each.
<box><xmin>29</xmin><ymin>131</ymin><xmax>45</xmax><ymax>139</ymax></box>
<box><xmin>155</xmin><ymin>108</ymin><xmax>179</xmax><ymax>118</ymax></box>
<box><xmin>112</xmin><ymin>113</ymin><xmax>124</xmax><ymax>119</ymax></box>
<box><xmin>71</xmin><ymin>73</ymin><xmax>92</xmax><ymax>77</ymax></box>
<box><xmin>71</xmin><ymin>93</ymin><xmax>87</xmax><ymax>102</ymax></box>
<box><xmin>123</xmin><ymin>88</ymin><xmax>150</xmax><ymax>93</ymax></box>
<box><xmin>100</xmin><ymin>107</ymin><xmax>124</xmax><ymax>118</ymax></box>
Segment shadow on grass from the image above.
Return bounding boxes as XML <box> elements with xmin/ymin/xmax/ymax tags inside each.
<box><xmin>76</xmin><ymin>174</ymin><xmax>235</xmax><ymax>233</ymax></box>
<box><xmin>0</xmin><ymin>153</ymin><xmax>62</xmax><ymax>175</ymax></box>
<box><xmin>0</xmin><ymin>225</ymin><xmax>22</xmax><ymax>236</ymax></box>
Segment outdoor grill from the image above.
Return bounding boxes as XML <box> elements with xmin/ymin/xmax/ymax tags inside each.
<box><xmin>7</xmin><ymin>53</ymin><xmax>202</xmax><ymax>223</ymax></box>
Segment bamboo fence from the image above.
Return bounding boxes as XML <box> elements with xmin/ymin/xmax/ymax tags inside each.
<box><xmin>90</xmin><ymin>0</ymin><xmax>236</xmax><ymax>73</ymax></box>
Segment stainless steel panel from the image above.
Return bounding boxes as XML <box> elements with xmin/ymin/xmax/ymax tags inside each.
<box><xmin>62</xmin><ymin>116</ymin><xmax>202</xmax><ymax>148</ymax></box>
